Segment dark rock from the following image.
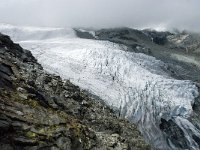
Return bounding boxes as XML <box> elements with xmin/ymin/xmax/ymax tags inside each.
<box><xmin>13</xmin><ymin>137</ymin><xmax>38</xmax><ymax>146</ymax></box>
<box><xmin>0</xmin><ymin>144</ymin><xmax>13</xmax><ymax>150</ymax></box>
<box><xmin>0</xmin><ymin>63</ymin><xmax>13</xmax><ymax>76</ymax></box>
<box><xmin>159</xmin><ymin>118</ymin><xmax>188</xmax><ymax>149</ymax></box>
<box><xmin>143</xmin><ymin>29</ymin><xmax>171</xmax><ymax>45</ymax></box>
<box><xmin>74</xmin><ymin>29</ymin><xmax>95</xmax><ymax>39</ymax></box>
<box><xmin>193</xmin><ymin>134</ymin><xmax>200</xmax><ymax>147</ymax></box>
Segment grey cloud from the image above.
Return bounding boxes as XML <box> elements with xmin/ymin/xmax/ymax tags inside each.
<box><xmin>0</xmin><ymin>0</ymin><xmax>200</xmax><ymax>31</ymax></box>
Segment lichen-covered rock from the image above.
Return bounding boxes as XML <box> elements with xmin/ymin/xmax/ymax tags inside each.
<box><xmin>0</xmin><ymin>33</ymin><xmax>151</xmax><ymax>150</ymax></box>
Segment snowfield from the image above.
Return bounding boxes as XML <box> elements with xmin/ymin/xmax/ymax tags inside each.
<box><xmin>0</xmin><ymin>24</ymin><xmax>200</xmax><ymax>149</ymax></box>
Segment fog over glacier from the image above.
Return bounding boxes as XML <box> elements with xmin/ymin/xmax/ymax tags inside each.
<box><xmin>1</xmin><ymin>0</ymin><xmax>200</xmax><ymax>31</ymax></box>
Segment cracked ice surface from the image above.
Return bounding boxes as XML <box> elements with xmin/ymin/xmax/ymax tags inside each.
<box><xmin>0</xmin><ymin>24</ymin><xmax>199</xmax><ymax>149</ymax></box>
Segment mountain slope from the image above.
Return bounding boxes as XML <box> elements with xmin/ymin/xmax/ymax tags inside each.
<box><xmin>0</xmin><ymin>33</ymin><xmax>150</xmax><ymax>149</ymax></box>
<box><xmin>95</xmin><ymin>28</ymin><xmax>200</xmax><ymax>83</ymax></box>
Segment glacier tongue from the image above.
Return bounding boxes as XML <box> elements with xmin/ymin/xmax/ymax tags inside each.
<box><xmin>0</xmin><ymin>24</ymin><xmax>199</xmax><ymax>149</ymax></box>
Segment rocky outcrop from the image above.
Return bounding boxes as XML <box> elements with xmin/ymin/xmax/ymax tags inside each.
<box><xmin>142</xmin><ymin>29</ymin><xmax>172</xmax><ymax>45</ymax></box>
<box><xmin>95</xmin><ymin>28</ymin><xmax>151</xmax><ymax>54</ymax></box>
<box><xmin>0</xmin><ymin>33</ymin><xmax>150</xmax><ymax>149</ymax></box>
<box><xmin>167</xmin><ymin>32</ymin><xmax>200</xmax><ymax>54</ymax></box>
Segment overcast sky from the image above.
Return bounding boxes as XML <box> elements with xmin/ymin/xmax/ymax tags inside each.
<box><xmin>0</xmin><ymin>0</ymin><xmax>200</xmax><ymax>31</ymax></box>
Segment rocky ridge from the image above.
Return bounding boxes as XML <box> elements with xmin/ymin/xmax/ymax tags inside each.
<box><xmin>0</xmin><ymin>33</ymin><xmax>150</xmax><ymax>150</ymax></box>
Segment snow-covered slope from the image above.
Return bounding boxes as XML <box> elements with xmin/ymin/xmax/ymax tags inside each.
<box><xmin>0</xmin><ymin>24</ymin><xmax>199</xmax><ymax>149</ymax></box>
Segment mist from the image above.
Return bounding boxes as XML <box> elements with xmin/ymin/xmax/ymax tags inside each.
<box><xmin>0</xmin><ymin>0</ymin><xmax>200</xmax><ymax>31</ymax></box>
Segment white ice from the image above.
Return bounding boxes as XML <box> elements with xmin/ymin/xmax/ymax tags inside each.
<box><xmin>0</xmin><ymin>24</ymin><xmax>199</xmax><ymax>149</ymax></box>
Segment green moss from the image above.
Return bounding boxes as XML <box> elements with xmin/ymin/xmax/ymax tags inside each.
<box><xmin>11</xmin><ymin>92</ymin><xmax>40</xmax><ymax>108</ymax></box>
<box><xmin>68</xmin><ymin>121</ymin><xmax>84</xmax><ymax>138</ymax></box>
<box><xmin>26</xmin><ymin>131</ymin><xmax>37</xmax><ymax>138</ymax></box>
<box><xmin>38</xmin><ymin>128</ymin><xmax>45</xmax><ymax>134</ymax></box>
<box><xmin>35</xmin><ymin>125</ymin><xmax>62</xmax><ymax>137</ymax></box>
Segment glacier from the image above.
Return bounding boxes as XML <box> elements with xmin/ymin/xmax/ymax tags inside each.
<box><xmin>0</xmin><ymin>24</ymin><xmax>199</xmax><ymax>149</ymax></box>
